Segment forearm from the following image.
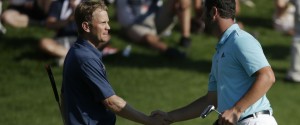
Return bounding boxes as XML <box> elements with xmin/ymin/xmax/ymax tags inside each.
<box><xmin>116</xmin><ymin>104</ymin><xmax>150</xmax><ymax>124</ymax></box>
<box><xmin>233</xmin><ymin>67</ymin><xmax>275</xmax><ymax>113</ymax></box>
<box><xmin>169</xmin><ymin>92</ymin><xmax>217</xmax><ymax>122</ymax></box>
<box><xmin>168</xmin><ymin>98</ymin><xmax>206</xmax><ymax>122</ymax></box>
<box><xmin>104</xmin><ymin>95</ymin><xmax>150</xmax><ymax>124</ymax></box>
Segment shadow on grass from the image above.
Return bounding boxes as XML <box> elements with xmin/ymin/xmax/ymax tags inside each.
<box><xmin>1</xmin><ymin>31</ymin><xmax>212</xmax><ymax>73</ymax></box>
<box><xmin>238</xmin><ymin>16</ymin><xmax>273</xmax><ymax>29</ymax></box>
<box><xmin>107</xmin><ymin>27</ymin><xmax>212</xmax><ymax>73</ymax></box>
<box><xmin>0</xmin><ymin>36</ymin><xmax>52</xmax><ymax>62</ymax></box>
<box><xmin>103</xmin><ymin>52</ymin><xmax>212</xmax><ymax>73</ymax></box>
<box><xmin>263</xmin><ymin>44</ymin><xmax>290</xmax><ymax>60</ymax></box>
<box><xmin>273</xmin><ymin>67</ymin><xmax>288</xmax><ymax>75</ymax></box>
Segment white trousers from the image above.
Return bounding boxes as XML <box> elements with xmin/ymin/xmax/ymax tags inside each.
<box><xmin>237</xmin><ymin>114</ymin><xmax>278</xmax><ymax>125</ymax></box>
<box><xmin>286</xmin><ymin>36</ymin><xmax>300</xmax><ymax>81</ymax></box>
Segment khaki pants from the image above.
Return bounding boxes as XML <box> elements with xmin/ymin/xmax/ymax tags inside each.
<box><xmin>287</xmin><ymin>0</ymin><xmax>300</xmax><ymax>81</ymax></box>
<box><xmin>125</xmin><ymin>0</ymin><xmax>177</xmax><ymax>42</ymax></box>
<box><xmin>287</xmin><ymin>36</ymin><xmax>300</xmax><ymax>81</ymax></box>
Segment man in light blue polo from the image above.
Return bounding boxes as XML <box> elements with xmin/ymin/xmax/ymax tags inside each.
<box><xmin>151</xmin><ymin>0</ymin><xmax>278</xmax><ymax>124</ymax></box>
<box><xmin>207</xmin><ymin>22</ymin><xmax>276</xmax><ymax>124</ymax></box>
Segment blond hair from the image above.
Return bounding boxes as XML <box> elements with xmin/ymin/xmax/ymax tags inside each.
<box><xmin>75</xmin><ymin>0</ymin><xmax>108</xmax><ymax>35</ymax></box>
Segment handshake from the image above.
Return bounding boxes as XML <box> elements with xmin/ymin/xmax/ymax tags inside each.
<box><xmin>144</xmin><ymin>105</ymin><xmax>220</xmax><ymax>125</ymax></box>
<box><xmin>147</xmin><ymin>110</ymin><xmax>174</xmax><ymax>125</ymax></box>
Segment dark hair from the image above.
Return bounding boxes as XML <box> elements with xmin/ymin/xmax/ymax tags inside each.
<box><xmin>75</xmin><ymin>0</ymin><xmax>108</xmax><ymax>35</ymax></box>
<box><xmin>205</xmin><ymin>0</ymin><xmax>236</xmax><ymax>19</ymax></box>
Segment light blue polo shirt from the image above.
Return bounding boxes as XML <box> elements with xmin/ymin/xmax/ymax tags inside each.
<box><xmin>208</xmin><ymin>24</ymin><xmax>273</xmax><ymax>119</ymax></box>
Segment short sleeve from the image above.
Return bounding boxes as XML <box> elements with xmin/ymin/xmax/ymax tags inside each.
<box><xmin>80</xmin><ymin>59</ymin><xmax>115</xmax><ymax>101</ymax></box>
<box><xmin>234</xmin><ymin>37</ymin><xmax>270</xmax><ymax>76</ymax></box>
<box><xmin>208</xmin><ymin>73</ymin><xmax>217</xmax><ymax>91</ymax></box>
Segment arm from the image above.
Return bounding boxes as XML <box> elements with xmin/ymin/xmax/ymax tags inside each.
<box><xmin>220</xmin><ymin>66</ymin><xmax>276</xmax><ymax>124</ymax></box>
<box><xmin>81</xmin><ymin>60</ymin><xmax>164</xmax><ymax>124</ymax></box>
<box><xmin>158</xmin><ymin>91</ymin><xmax>217</xmax><ymax>123</ymax></box>
<box><xmin>103</xmin><ymin>95</ymin><xmax>162</xmax><ymax>125</ymax></box>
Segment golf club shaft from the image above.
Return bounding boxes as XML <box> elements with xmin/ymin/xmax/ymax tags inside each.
<box><xmin>214</xmin><ymin>109</ymin><xmax>222</xmax><ymax>115</ymax></box>
<box><xmin>45</xmin><ymin>64</ymin><xmax>65</xmax><ymax>125</ymax></box>
<box><xmin>45</xmin><ymin>65</ymin><xmax>60</xmax><ymax>104</ymax></box>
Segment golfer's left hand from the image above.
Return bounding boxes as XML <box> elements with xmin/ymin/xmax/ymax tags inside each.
<box><xmin>218</xmin><ymin>108</ymin><xmax>241</xmax><ymax>125</ymax></box>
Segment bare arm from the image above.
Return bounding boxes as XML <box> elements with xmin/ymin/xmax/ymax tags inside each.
<box><xmin>235</xmin><ymin>66</ymin><xmax>275</xmax><ymax>113</ymax></box>
<box><xmin>220</xmin><ymin>66</ymin><xmax>276</xmax><ymax>124</ymax></box>
<box><xmin>166</xmin><ymin>91</ymin><xmax>218</xmax><ymax>123</ymax></box>
<box><xmin>103</xmin><ymin>95</ymin><xmax>161</xmax><ymax>125</ymax></box>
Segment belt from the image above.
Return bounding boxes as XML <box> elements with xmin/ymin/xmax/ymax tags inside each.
<box><xmin>239</xmin><ymin>110</ymin><xmax>271</xmax><ymax>122</ymax></box>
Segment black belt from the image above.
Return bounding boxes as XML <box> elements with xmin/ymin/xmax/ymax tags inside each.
<box><xmin>239</xmin><ymin>110</ymin><xmax>271</xmax><ymax>122</ymax></box>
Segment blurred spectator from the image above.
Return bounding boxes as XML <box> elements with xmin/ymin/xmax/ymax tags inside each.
<box><xmin>39</xmin><ymin>0</ymin><xmax>80</xmax><ymax>66</ymax></box>
<box><xmin>0</xmin><ymin>0</ymin><xmax>6</xmax><ymax>34</ymax></box>
<box><xmin>273</xmin><ymin>0</ymin><xmax>295</xmax><ymax>36</ymax></box>
<box><xmin>285</xmin><ymin>0</ymin><xmax>300</xmax><ymax>83</ymax></box>
<box><xmin>1</xmin><ymin>0</ymin><xmax>52</xmax><ymax>28</ymax></box>
<box><xmin>190</xmin><ymin>0</ymin><xmax>205</xmax><ymax>33</ymax></box>
<box><xmin>40</xmin><ymin>0</ymin><xmax>118</xmax><ymax>66</ymax></box>
<box><xmin>240</xmin><ymin>0</ymin><xmax>255</xmax><ymax>8</ymax></box>
<box><xmin>235</xmin><ymin>0</ymin><xmax>245</xmax><ymax>29</ymax></box>
<box><xmin>104</xmin><ymin>0</ymin><xmax>115</xmax><ymax>5</ymax></box>
<box><xmin>115</xmin><ymin>0</ymin><xmax>191</xmax><ymax>59</ymax></box>
<box><xmin>176</xmin><ymin>0</ymin><xmax>192</xmax><ymax>48</ymax></box>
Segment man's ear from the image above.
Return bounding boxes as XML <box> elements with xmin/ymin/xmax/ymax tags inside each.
<box><xmin>212</xmin><ymin>6</ymin><xmax>218</xmax><ymax>19</ymax></box>
<box><xmin>82</xmin><ymin>22</ymin><xmax>90</xmax><ymax>33</ymax></box>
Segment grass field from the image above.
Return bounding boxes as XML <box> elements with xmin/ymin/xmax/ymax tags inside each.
<box><xmin>1</xmin><ymin>0</ymin><xmax>300</xmax><ymax>125</ymax></box>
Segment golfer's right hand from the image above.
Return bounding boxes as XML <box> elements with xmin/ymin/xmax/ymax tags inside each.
<box><xmin>151</xmin><ymin>110</ymin><xmax>173</xmax><ymax>124</ymax></box>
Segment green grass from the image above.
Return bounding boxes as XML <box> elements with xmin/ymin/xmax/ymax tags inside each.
<box><xmin>0</xmin><ymin>0</ymin><xmax>299</xmax><ymax>124</ymax></box>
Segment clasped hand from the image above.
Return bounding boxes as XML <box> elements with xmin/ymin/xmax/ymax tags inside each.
<box><xmin>146</xmin><ymin>110</ymin><xmax>173</xmax><ymax>125</ymax></box>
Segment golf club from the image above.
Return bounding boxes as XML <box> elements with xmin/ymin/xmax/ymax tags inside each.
<box><xmin>200</xmin><ymin>105</ymin><xmax>222</xmax><ymax>118</ymax></box>
<box><xmin>45</xmin><ymin>64</ymin><xmax>65</xmax><ymax>125</ymax></box>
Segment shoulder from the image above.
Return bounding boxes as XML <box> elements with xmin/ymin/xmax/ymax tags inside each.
<box><xmin>67</xmin><ymin>44</ymin><xmax>98</xmax><ymax>64</ymax></box>
<box><xmin>73</xmin><ymin>44</ymin><xmax>97</xmax><ymax>59</ymax></box>
<box><xmin>231</xmin><ymin>29</ymin><xmax>261</xmax><ymax>49</ymax></box>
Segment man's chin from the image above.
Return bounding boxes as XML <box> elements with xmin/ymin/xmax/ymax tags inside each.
<box><xmin>102</xmin><ymin>39</ymin><xmax>110</xmax><ymax>45</ymax></box>
<box><xmin>102</xmin><ymin>36</ymin><xmax>110</xmax><ymax>42</ymax></box>
<box><xmin>97</xmin><ymin>40</ymin><xmax>110</xmax><ymax>48</ymax></box>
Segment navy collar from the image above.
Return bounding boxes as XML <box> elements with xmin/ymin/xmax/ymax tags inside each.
<box><xmin>76</xmin><ymin>37</ymin><xmax>103</xmax><ymax>59</ymax></box>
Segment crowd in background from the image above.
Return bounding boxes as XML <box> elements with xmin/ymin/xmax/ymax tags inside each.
<box><xmin>0</xmin><ymin>0</ymin><xmax>299</xmax><ymax>83</ymax></box>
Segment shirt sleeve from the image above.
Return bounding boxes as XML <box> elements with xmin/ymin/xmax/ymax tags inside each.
<box><xmin>234</xmin><ymin>35</ymin><xmax>270</xmax><ymax>76</ymax></box>
<box><xmin>208</xmin><ymin>72</ymin><xmax>217</xmax><ymax>91</ymax></box>
<box><xmin>80</xmin><ymin>58</ymin><xmax>115</xmax><ymax>101</ymax></box>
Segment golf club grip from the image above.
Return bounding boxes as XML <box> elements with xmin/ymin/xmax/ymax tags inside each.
<box><xmin>45</xmin><ymin>65</ymin><xmax>60</xmax><ymax>104</ymax></box>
